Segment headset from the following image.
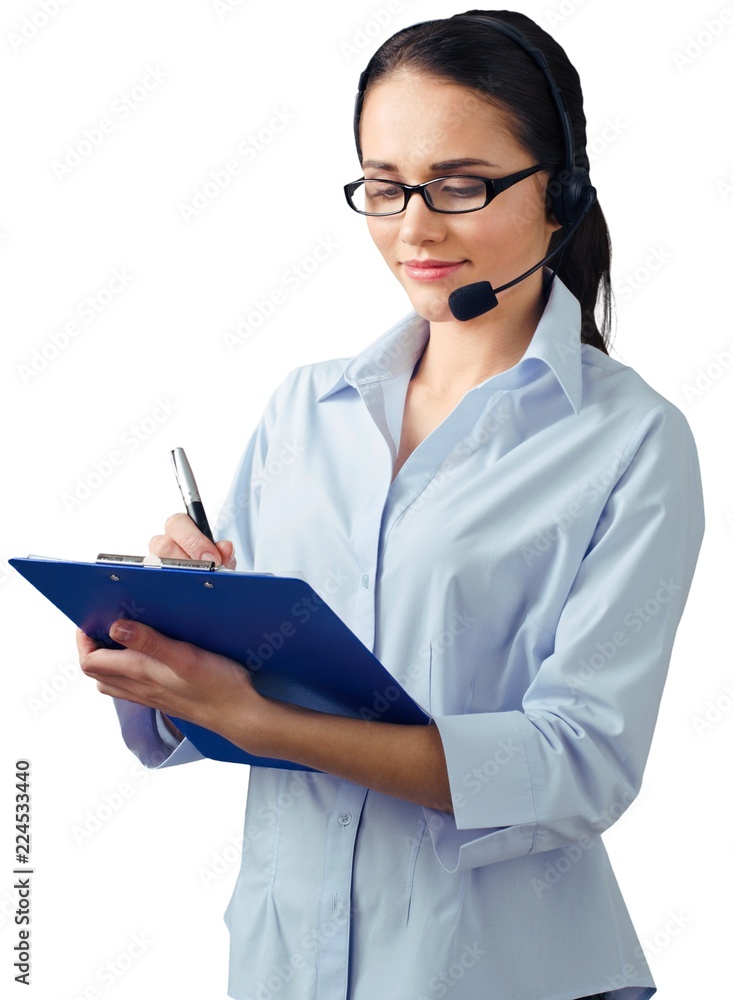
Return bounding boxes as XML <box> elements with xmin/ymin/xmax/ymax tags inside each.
<box><xmin>352</xmin><ymin>15</ymin><xmax>598</xmax><ymax>319</ymax></box>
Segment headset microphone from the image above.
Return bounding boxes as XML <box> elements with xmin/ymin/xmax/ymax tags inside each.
<box><xmin>447</xmin><ymin>186</ymin><xmax>595</xmax><ymax>322</ymax></box>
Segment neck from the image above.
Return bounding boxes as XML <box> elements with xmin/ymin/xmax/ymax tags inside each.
<box><xmin>412</xmin><ymin>273</ymin><xmax>549</xmax><ymax>399</ymax></box>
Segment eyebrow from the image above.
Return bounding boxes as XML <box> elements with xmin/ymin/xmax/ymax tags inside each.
<box><xmin>361</xmin><ymin>157</ymin><xmax>499</xmax><ymax>171</ymax></box>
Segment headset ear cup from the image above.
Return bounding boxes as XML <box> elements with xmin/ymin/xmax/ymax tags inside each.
<box><xmin>549</xmin><ymin>166</ymin><xmax>596</xmax><ymax>228</ymax></box>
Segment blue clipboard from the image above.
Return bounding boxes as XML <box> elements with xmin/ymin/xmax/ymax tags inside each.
<box><xmin>10</xmin><ymin>555</ymin><xmax>430</xmax><ymax>769</ymax></box>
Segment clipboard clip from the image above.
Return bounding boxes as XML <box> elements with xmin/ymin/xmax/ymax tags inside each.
<box><xmin>96</xmin><ymin>553</ymin><xmax>218</xmax><ymax>571</ymax></box>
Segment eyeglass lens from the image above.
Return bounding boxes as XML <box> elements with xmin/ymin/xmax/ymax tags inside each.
<box><xmin>351</xmin><ymin>176</ymin><xmax>489</xmax><ymax>215</ymax></box>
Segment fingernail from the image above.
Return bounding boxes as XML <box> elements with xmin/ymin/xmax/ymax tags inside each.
<box><xmin>201</xmin><ymin>551</ymin><xmax>218</xmax><ymax>563</ymax></box>
<box><xmin>110</xmin><ymin>621</ymin><xmax>135</xmax><ymax>642</ymax></box>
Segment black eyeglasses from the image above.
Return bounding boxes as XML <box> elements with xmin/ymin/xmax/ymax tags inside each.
<box><xmin>343</xmin><ymin>164</ymin><xmax>545</xmax><ymax>216</ymax></box>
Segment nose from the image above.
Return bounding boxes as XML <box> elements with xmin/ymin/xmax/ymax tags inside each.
<box><xmin>398</xmin><ymin>190</ymin><xmax>447</xmax><ymax>247</ymax></box>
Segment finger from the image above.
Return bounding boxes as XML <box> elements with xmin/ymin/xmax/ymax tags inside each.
<box><xmin>93</xmin><ymin>674</ymin><xmax>155</xmax><ymax>704</ymax></box>
<box><xmin>149</xmin><ymin>533</ymin><xmax>192</xmax><ymax>560</ymax></box>
<box><xmin>163</xmin><ymin>512</ymin><xmax>228</xmax><ymax>565</ymax></box>
<box><xmin>151</xmin><ymin>532</ymin><xmax>235</xmax><ymax>568</ymax></box>
<box><xmin>161</xmin><ymin>512</ymin><xmax>237</xmax><ymax>567</ymax></box>
<box><xmin>78</xmin><ymin>639</ymin><xmax>133</xmax><ymax>682</ymax></box>
<box><xmin>76</xmin><ymin>627</ymin><xmax>103</xmax><ymax>657</ymax></box>
<box><xmin>216</xmin><ymin>539</ymin><xmax>236</xmax><ymax>569</ymax></box>
<box><xmin>79</xmin><ymin>636</ymin><xmax>171</xmax><ymax>707</ymax></box>
<box><xmin>78</xmin><ymin>645</ymin><xmax>153</xmax><ymax>708</ymax></box>
<box><xmin>108</xmin><ymin>619</ymin><xmax>197</xmax><ymax>678</ymax></box>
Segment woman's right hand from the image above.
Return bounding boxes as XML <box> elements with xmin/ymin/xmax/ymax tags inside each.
<box><xmin>149</xmin><ymin>513</ymin><xmax>236</xmax><ymax>569</ymax></box>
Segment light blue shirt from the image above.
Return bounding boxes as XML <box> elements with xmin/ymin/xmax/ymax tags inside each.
<box><xmin>117</xmin><ymin>272</ymin><xmax>704</xmax><ymax>1000</ymax></box>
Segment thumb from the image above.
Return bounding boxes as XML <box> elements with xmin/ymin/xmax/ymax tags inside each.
<box><xmin>109</xmin><ymin>619</ymin><xmax>176</xmax><ymax>660</ymax></box>
<box><xmin>216</xmin><ymin>539</ymin><xmax>236</xmax><ymax>569</ymax></box>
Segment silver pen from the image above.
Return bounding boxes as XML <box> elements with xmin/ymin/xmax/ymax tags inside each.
<box><xmin>170</xmin><ymin>448</ymin><xmax>215</xmax><ymax>543</ymax></box>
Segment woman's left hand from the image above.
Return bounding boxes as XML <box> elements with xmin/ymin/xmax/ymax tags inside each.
<box><xmin>77</xmin><ymin>620</ymin><xmax>267</xmax><ymax>748</ymax></box>
<box><xmin>78</xmin><ymin>621</ymin><xmax>454</xmax><ymax>811</ymax></box>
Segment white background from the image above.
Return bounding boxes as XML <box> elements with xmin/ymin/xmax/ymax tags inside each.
<box><xmin>1</xmin><ymin>0</ymin><xmax>731</xmax><ymax>997</ymax></box>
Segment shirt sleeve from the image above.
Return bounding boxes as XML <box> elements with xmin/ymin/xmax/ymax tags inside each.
<box><xmin>213</xmin><ymin>366</ymin><xmax>299</xmax><ymax>565</ymax></box>
<box><xmin>111</xmin><ymin>369</ymin><xmax>297</xmax><ymax>769</ymax></box>
<box><xmin>426</xmin><ymin>402</ymin><xmax>705</xmax><ymax>873</ymax></box>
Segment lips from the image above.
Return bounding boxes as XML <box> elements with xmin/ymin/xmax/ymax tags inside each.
<box><xmin>401</xmin><ymin>259</ymin><xmax>466</xmax><ymax>281</ymax></box>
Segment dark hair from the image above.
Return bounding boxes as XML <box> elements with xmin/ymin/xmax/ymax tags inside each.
<box><xmin>354</xmin><ymin>9</ymin><xmax>613</xmax><ymax>354</ymax></box>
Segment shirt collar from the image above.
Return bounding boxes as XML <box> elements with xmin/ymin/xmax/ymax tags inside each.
<box><xmin>316</xmin><ymin>271</ymin><xmax>583</xmax><ymax>414</ymax></box>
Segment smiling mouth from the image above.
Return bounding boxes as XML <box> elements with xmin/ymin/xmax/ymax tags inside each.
<box><xmin>401</xmin><ymin>260</ymin><xmax>466</xmax><ymax>281</ymax></box>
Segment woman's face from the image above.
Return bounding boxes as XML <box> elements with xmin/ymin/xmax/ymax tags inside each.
<box><xmin>359</xmin><ymin>71</ymin><xmax>561</xmax><ymax>324</ymax></box>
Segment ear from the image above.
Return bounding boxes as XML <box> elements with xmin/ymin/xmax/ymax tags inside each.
<box><xmin>542</xmin><ymin>177</ymin><xmax>563</xmax><ymax>232</ymax></box>
<box><xmin>546</xmin><ymin>205</ymin><xmax>563</xmax><ymax>233</ymax></box>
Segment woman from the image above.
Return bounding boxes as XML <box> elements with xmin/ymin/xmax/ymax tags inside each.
<box><xmin>78</xmin><ymin>10</ymin><xmax>704</xmax><ymax>1000</ymax></box>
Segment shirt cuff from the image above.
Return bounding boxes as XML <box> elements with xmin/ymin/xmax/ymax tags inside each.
<box><xmin>113</xmin><ymin>699</ymin><xmax>206</xmax><ymax>768</ymax></box>
<box><xmin>424</xmin><ymin>710</ymin><xmax>537</xmax><ymax>872</ymax></box>
<box><xmin>434</xmin><ymin>709</ymin><xmax>536</xmax><ymax>829</ymax></box>
<box><xmin>155</xmin><ymin>710</ymin><xmax>183</xmax><ymax>751</ymax></box>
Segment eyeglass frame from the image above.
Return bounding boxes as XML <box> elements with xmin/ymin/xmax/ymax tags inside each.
<box><xmin>343</xmin><ymin>163</ymin><xmax>546</xmax><ymax>216</ymax></box>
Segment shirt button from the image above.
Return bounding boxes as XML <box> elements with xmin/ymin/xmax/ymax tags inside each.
<box><xmin>361</xmin><ymin>574</ymin><xmax>369</xmax><ymax>588</ymax></box>
<box><xmin>338</xmin><ymin>812</ymin><xmax>352</xmax><ymax>826</ymax></box>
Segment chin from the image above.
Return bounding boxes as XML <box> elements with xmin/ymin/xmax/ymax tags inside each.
<box><xmin>403</xmin><ymin>286</ymin><xmax>456</xmax><ymax>323</ymax></box>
